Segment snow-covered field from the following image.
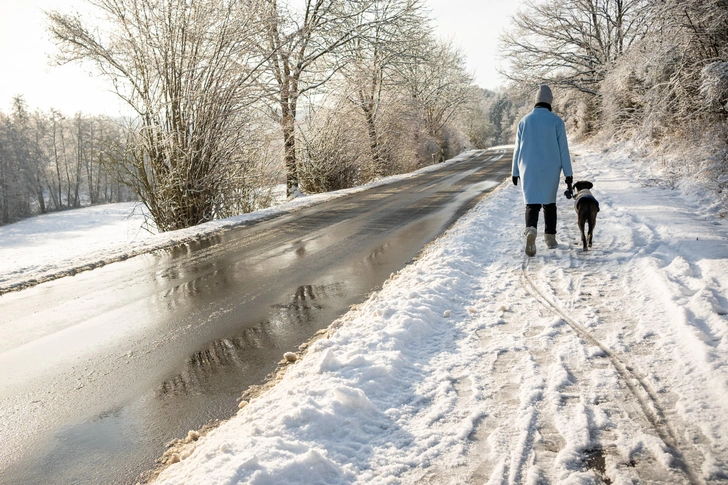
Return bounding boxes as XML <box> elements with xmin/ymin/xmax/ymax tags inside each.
<box><xmin>2</xmin><ymin>145</ymin><xmax>727</xmax><ymax>484</ymax></box>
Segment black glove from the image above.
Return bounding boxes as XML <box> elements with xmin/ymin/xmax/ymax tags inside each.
<box><xmin>564</xmin><ymin>175</ymin><xmax>574</xmax><ymax>199</ymax></box>
<box><xmin>512</xmin><ymin>176</ymin><xmax>519</xmax><ymax>186</ymax></box>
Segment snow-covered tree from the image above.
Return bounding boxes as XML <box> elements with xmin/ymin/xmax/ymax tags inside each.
<box><xmin>48</xmin><ymin>0</ymin><xmax>272</xmax><ymax>231</ymax></box>
<box><xmin>500</xmin><ymin>0</ymin><xmax>651</xmax><ymax>96</ymax></box>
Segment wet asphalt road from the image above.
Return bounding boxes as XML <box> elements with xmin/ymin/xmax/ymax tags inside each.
<box><xmin>0</xmin><ymin>147</ymin><xmax>512</xmax><ymax>485</ymax></box>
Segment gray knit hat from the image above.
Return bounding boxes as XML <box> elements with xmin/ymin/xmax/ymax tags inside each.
<box><xmin>535</xmin><ymin>84</ymin><xmax>553</xmax><ymax>105</ymax></box>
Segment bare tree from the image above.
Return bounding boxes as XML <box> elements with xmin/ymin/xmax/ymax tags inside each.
<box><xmin>82</xmin><ymin>116</ymin><xmax>123</xmax><ymax>205</ymax></box>
<box><xmin>0</xmin><ymin>113</ymin><xmax>14</xmax><ymax>223</ymax></box>
<box><xmin>297</xmin><ymin>99</ymin><xmax>363</xmax><ymax>193</ymax></box>
<box><xmin>674</xmin><ymin>0</ymin><xmax>728</xmax><ymax>61</ymax></box>
<box><xmin>597</xmin><ymin>0</ymin><xmax>728</xmax><ymax>136</ymax></box>
<box><xmin>85</xmin><ymin>117</ymin><xmax>101</xmax><ymax>205</ymax></box>
<box><xmin>27</xmin><ymin>108</ymin><xmax>52</xmax><ymax>213</ymax></box>
<box><xmin>400</xmin><ymin>38</ymin><xmax>473</xmax><ymax>163</ymax></box>
<box><xmin>339</xmin><ymin>0</ymin><xmax>428</xmax><ymax>177</ymax></box>
<box><xmin>48</xmin><ymin>109</ymin><xmax>65</xmax><ymax>209</ymax></box>
<box><xmin>500</xmin><ymin>0</ymin><xmax>651</xmax><ymax>95</ymax></box>
<box><xmin>4</xmin><ymin>98</ymin><xmax>47</xmax><ymax>219</ymax></box>
<box><xmin>48</xmin><ymin>0</ymin><xmax>270</xmax><ymax>231</ymax></box>
<box><xmin>655</xmin><ymin>0</ymin><xmax>728</xmax><ymax>118</ymax></box>
<box><xmin>256</xmin><ymin>0</ymin><xmax>416</xmax><ymax>196</ymax></box>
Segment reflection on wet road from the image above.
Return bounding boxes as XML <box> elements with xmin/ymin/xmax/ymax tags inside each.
<box><xmin>0</xmin><ymin>148</ymin><xmax>511</xmax><ymax>485</ymax></box>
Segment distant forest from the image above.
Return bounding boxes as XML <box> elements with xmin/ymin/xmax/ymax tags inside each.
<box><xmin>0</xmin><ymin>98</ymin><xmax>137</xmax><ymax>224</ymax></box>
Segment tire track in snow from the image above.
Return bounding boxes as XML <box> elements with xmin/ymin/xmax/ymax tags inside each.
<box><xmin>520</xmin><ymin>257</ymin><xmax>703</xmax><ymax>485</ymax></box>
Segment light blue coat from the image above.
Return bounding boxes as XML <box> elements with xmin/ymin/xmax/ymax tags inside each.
<box><xmin>512</xmin><ymin>107</ymin><xmax>573</xmax><ymax>204</ymax></box>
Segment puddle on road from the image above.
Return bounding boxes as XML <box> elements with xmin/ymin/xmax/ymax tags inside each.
<box><xmin>1</xmin><ymin>283</ymin><xmax>352</xmax><ymax>485</ymax></box>
<box><xmin>157</xmin><ymin>283</ymin><xmax>346</xmax><ymax>400</ymax></box>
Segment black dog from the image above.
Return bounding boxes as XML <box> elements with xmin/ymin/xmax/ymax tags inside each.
<box><xmin>571</xmin><ymin>181</ymin><xmax>600</xmax><ymax>251</ymax></box>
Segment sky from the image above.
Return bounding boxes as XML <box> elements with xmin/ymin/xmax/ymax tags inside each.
<box><xmin>0</xmin><ymin>0</ymin><xmax>522</xmax><ymax>116</ymax></box>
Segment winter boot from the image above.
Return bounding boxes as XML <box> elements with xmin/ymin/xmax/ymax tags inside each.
<box><xmin>524</xmin><ymin>227</ymin><xmax>537</xmax><ymax>257</ymax></box>
<box><xmin>544</xmin><ymin>233</ymin><xmax>557</xmax><ymax>249</ymax></box>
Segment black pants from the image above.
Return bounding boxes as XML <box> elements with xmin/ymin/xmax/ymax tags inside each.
<box><xmin>525</xmin><ymin>203</ymin><xmax>557</xmax><ymax>234</ymax></box>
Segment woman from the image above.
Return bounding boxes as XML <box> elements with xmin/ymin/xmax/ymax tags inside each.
<box><xmin>511</xmin><ymin>84</ymin><xmax>573</xmax><ymax>257</ymax></box>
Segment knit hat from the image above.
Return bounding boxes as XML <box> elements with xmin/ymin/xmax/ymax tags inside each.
<box><xmin>535</xmin><ymin>84</ymin><xmax>553</xmax><ymax>105</ymax></box>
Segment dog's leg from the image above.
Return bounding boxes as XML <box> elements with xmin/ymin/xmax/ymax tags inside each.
<box><xmin>588</xmin><ymin>208</ymin><xmax>597</xmax><ymax>248</ymax></box>
<box><xmin>579</xmin><ymin>217</ymin><xmax>588</xmax><ymax>251</ymax></box>
<box><xmin>588</xmin><ymin>224</ymin><xmax>594</xmax><ymax>248</ymax></box>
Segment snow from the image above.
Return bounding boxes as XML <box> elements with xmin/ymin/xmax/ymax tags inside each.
<box><xmin>2</xmin><ymin>145</ymin><xmax>728</xmax><ymax>483</ymax></box>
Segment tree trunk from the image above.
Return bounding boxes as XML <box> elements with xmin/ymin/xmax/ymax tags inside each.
<box><xmin>0</xmin><ymin>156</ymin><xmax>9</xmax><ymax>224</ymax></box>
<box><xmin>52</xmin><ymin>121</ymin><xmax>63</xmax><ymax>209</ymax></box>
<box><xmin>74</xmin><ymin>119</ymin><xmax>82</xmax><ymax>207</ymax></box>
<box><xmin>281</xmin><ymin>96</ymin><xmax>298</xmax><ymax>197</ymax></box>
<box><xmin>438</xmin><ymin>137</ymin><xmax>447</xmax><ymax>163</ymax></box>
<box><xmin>86</xmin><ymin>124</ymin><xmax>96</xmax><ymax>205</ymax></box>
<box><xmin>94</xmin><ymin>156</ymin><xmax>103</xmax><ymax>204</ymax></box>
<box><xmin>60</xmin><ymin>127</ymin><xmax>73</xmax><ymax>208</ymax></box>
<box><xmin>37</xmin><ymin>187</ymin><xmax>46</xmax><ymax>214</ymax></box>
<box><xmin>364</xmin><ymin>106</ymin><xmax>382</xmax><ymax>176</ymax></box>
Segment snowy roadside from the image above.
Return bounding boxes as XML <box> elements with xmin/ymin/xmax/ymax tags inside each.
<box><xmin>147</xmin><ymin>145</ymin><xmax>728</xmax><ymax>484</ymax></box>
<box><xmin>0</xmin><ymin>150</ymin><xmax>480</xmax><ymax>295</ymax></box>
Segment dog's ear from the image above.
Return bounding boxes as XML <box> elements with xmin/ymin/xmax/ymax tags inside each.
<box><xmin>574</xmin><ymin>181</ymin><xmax>593</xmax><ymax>191</ymax></box>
